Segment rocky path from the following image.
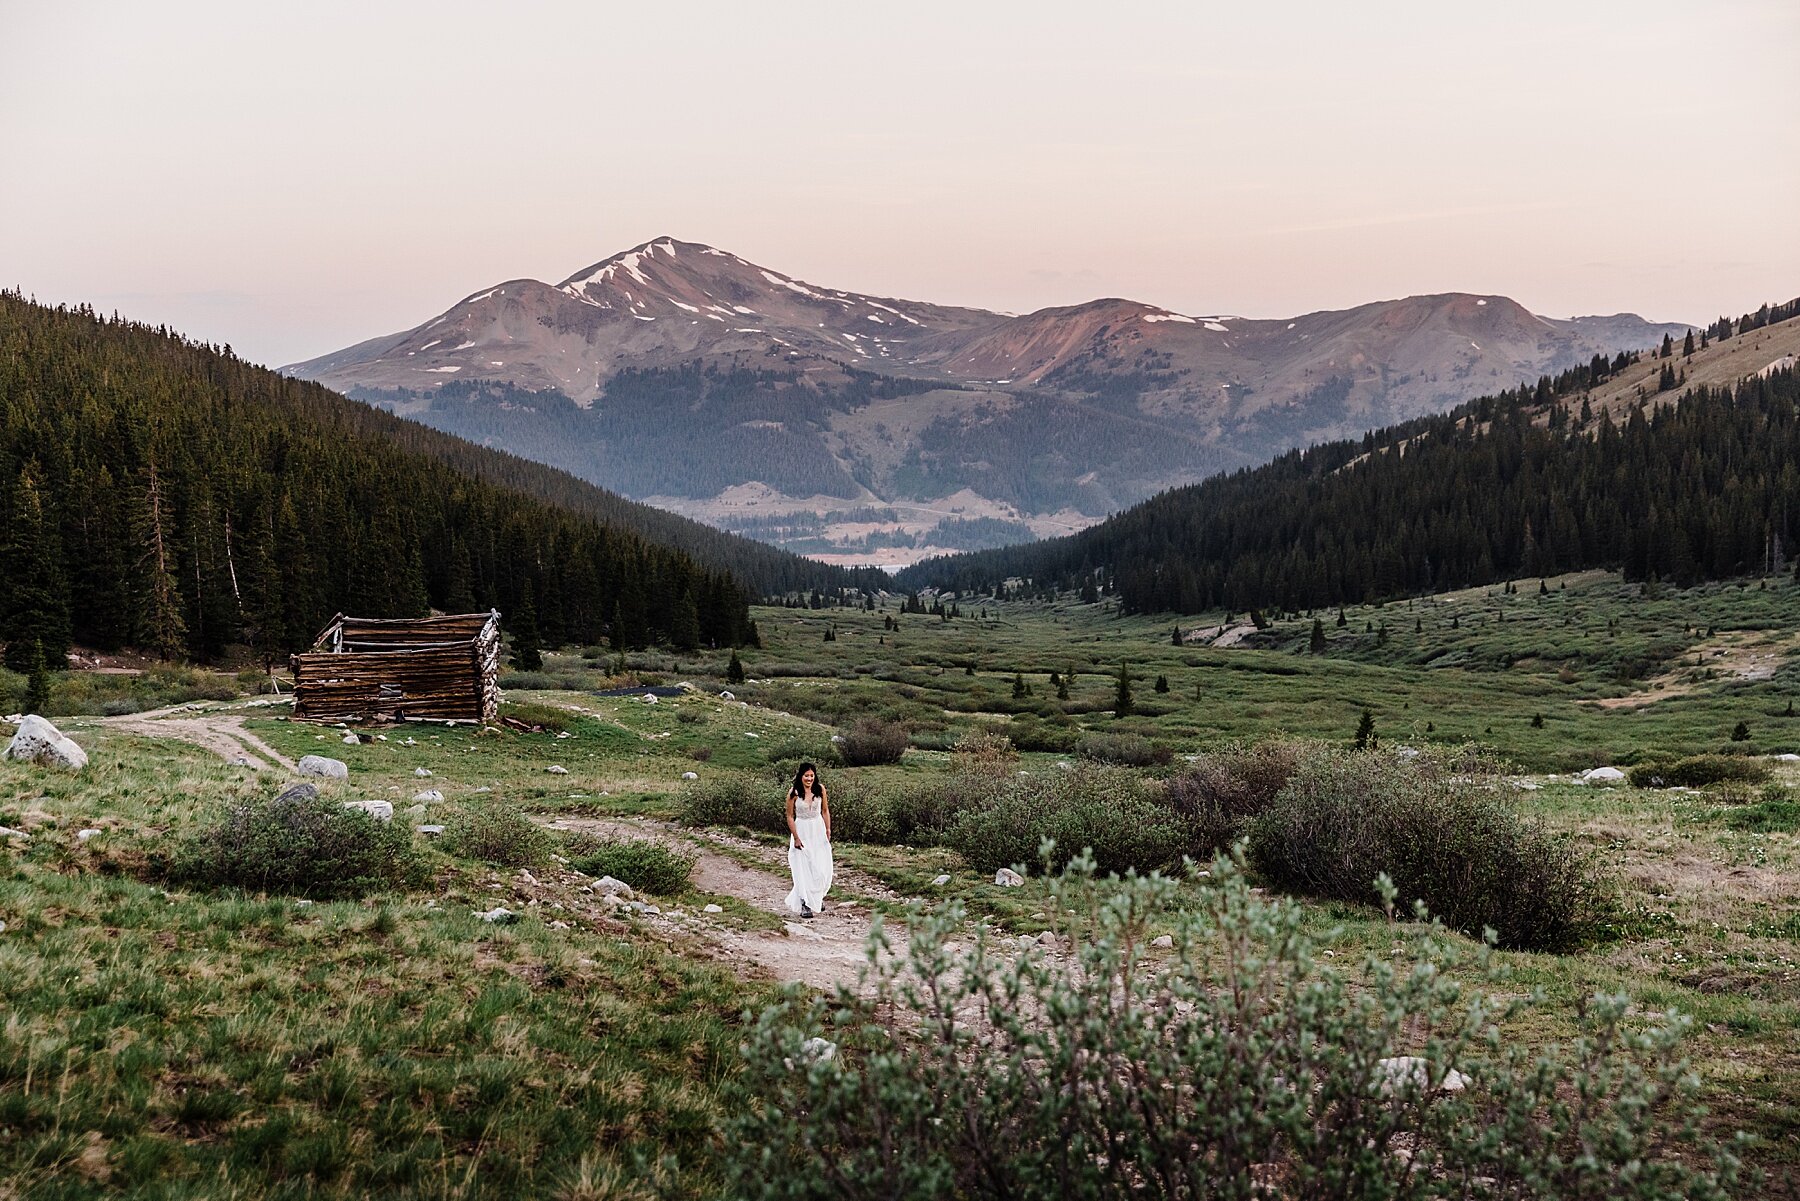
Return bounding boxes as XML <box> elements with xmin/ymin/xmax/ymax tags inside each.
<box><xmin>543</xmin><ymin>815</ymin><xmax>905</xmax><ymax>991</ymax></box>
<box><xmin>93</xmin><ymin>704</ymin><xmax>297</xmax><ymax>772</ymax></box>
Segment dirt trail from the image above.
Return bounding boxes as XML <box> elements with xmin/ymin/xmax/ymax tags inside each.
<box><xmin>94</xmin><ymin>705</ymin><xmax>297</xmax><ymax>772</ymax></box>
<box><xmin>544</xmin><ymin>815</ymin><xmax>906</xmax><ymax>991</ymax></box>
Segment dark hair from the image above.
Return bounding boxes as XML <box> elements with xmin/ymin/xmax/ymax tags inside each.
<box><xmin>789</xmin><ymin>762</ymin><xmax>822</xmax><ymax>799</ymax></box>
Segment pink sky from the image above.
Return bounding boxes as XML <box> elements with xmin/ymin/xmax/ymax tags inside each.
<box><xmin>3</xmin><ymin>0</ymin><xmax>1795</xmax><ymax>367</ymax></box>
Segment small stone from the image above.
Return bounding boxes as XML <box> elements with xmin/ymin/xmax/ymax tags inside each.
<box><xmin>0</xmin><ymin>826</ymin><xmax>29</xmax><ymax>841</ymax></box>
<box><xmin>592</xmin><ymin>876</ymin><xmax>636</xmax><ymax>898</ymax></box>
<box><xmin>682</xmin><ymin>771</ymin><xmax>699</xmax><ymax>780</ymax></box>
<box><xmin>745</xmin><ymin>732</ymin><xmax>759</xmax><ymax>739</ymax></box>
<box><xmin>295</xmin><ymin>899</ymin><xmax>313</xmax><ymax>907</ymax></box>
<box><xmin>1037</xmin><ymin>931</ymin><xmax>1057</xmax><ymax>946</ymax></box>
<box><xmin>375</xmin><ymin>734</ymin><xmax>388</xmax><ymax>742</ymax></box>
<box><xmin>548</xmin><ymin>920</ymin><xmax>571</xmax><ymax>930</ymax></box>
<box><xmin>296</xmin><ymin>755</ymin><xmax>348</xmax><ymax>780</ymax></box>
<box><xmin>719</xmin><ymin>690</ymin><xmax>735</xmax><ymax>700</ymax></box>
<box><xmin>473</xmin><ymin>786</ymin><xmax>492</xmax><ymax>793</ymax></box>
<box><xmin>546</xmin><ymin>765</ymin><xmax>568</xmax><ymax>775</ymax></box>
<box><xmin>642</xmin><ymin>694</ymin><xmax>659</xmax><ymax>705</ymax></box>
<box><xmin>703</xmin><ymin>903</ymin><xmax>724</xmax><ymax>913</ymax></box>
<box><xmin>931</xmin><ymin>874</ymin><xmax>951</xmax><ymax>886</ymax></box>
<box><xmin>342</xmin><ymin>799</ymin><xmax>394</xmax><ymax>822</ymax></box>
<box><xmin>994</xmin><ymin>868</ymin><xmax>1025</xmax><ymax>888</ymax></box>
<box><xmin>342</xmin><ymin>733</ymin><xmax>361</xmax><ymax>745</ymax></box>
<box><xmin>1376</xmin><ymin>1056</ymin><xmax>1469</xmax><ymax>1095</ymax></box>
<box><xmin>416</xmin><ymin>824</ymin><xmax>445</xmax><ymax>837</ymax></box>
<box><xmin>830</xmin><ymin>734</ymin><xmax>844</xmax><ymax>743</ymax></box>
<box><xmin>413</xmin><ymin>789</ymin><xmax>444</xmax><ymax>803</ymax></box>
<box><xmin>476</xmin><ymin>907</ymin><xmax>519</xmax><ymax>924</ymax></box>
<box><xmin>77</xmin><ymin>828</ymin><xmax>102</xmax><ymax>842</ymax></box>
<box><xmin>1151</xmin><ymin>934</ymin><xmax>1174</xmax><ymax>949</ymax></box>
<box><xmin>415</xmin><ymin>767</ymin><xmax>433</xmax><ymax>778</ymax></box>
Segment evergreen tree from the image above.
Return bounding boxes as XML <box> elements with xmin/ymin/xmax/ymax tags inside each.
<box><xmin>24</xmin><ymin>639</ymin><xmax>51</xmax><ymax>715</ymax></box>
<box><xmin>1170</xmin><ymin>625</ymin><xmax>1182</xmax><ymax>646</ymax></box>
<box><xmin>1336</xmin><ymin>608</ymin><xmax>1347</xmax><ymax>628</ymax></box>
<box><xmin>1309</xmin><ymin>617</ymin><xmax>1326</xmax><ymax>654</ymax></box>
<box><xmin>1682</xmin><ymin>330</ymin><xmax>1696</xmax><ymax>359</ymax></box>
<box><xmin>0</xmin><ymin>468</ymin><xmax>72</xmax><ymax>671</ymax></box>
<box><xmin>670</xmin><ymin>587</ymin><xmax>701</xmax><ymax>652</ymax></box>
<box><xmin>1153</xmin><ymin>674</ymin><xmax>1169</xmax><ymax>694</ymax></box>
<box><xmin>726</xmin><ymin>648</ymin><xmax>746</xmax><ymax>684</ymax></box>
<box><xmin>1057</xmin><ymin>674</ymin><xmax>1071</xmax><ymax>701</ymax></box>
<box><xmin>510</xmin><ymin>582</ymin><xmax>542</xmax><ymax>671</ymax></box>
<box><xmin>1012</xmin><ymin>672</ymin><xmax>1028</xmax><ymax>699</ymax></box>
<box><xmin>1114</xmin><ymin>663</ymin><xmax>1134</xmax><ymax>716</ymax></box>
<box><xmin>1352</xmin><ymin>709</ymin><xmax>1376</xmax><ymax>750</ymax></box>
<box><xmin>1731</xmin><ymin>721</ymin><xmax>1751</xmax><ymax>742</ymax></box>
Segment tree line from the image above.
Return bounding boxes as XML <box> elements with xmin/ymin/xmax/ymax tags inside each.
<box><xmin>0</xmin><ymin>293</ymin><xmax>769</xmax><ymax>671</ymax></box>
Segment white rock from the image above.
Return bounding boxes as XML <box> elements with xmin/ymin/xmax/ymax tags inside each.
<box><xmin>77</xmin><ymin>828</ymin><xmax>102</xmax><ymax>842</ymax></box>
<box><xmin>402</xmin><ymin>738</ymin><xmax>418</xmax><ymax>747</ymax></box>
<box><xmin>343</xmin><ymin>799</ymin><xmax>394</xmax><ymax>822</ymax></box>
<box><xmin>1776</xmin><ymin>753</ymin><xmax>1800</xmax><ymax>762</ymax></box>
<box><xmin>1038</xmin><ymin>931</ymin><xmax>1058</xmax><ymax>946</ymax></box>
<box><xmin>719</xmin><ymin>690</ymin><xmax>735</xmax><ymax>700</ymax></box>
<box><xmin>830</xmin><ymin>734</ymin><xmax>844</xmax><ymax>743</ymax></box>
<box><xmin>703</xmin><ymin>903</ymin><xmax>724</xmax><ymax>913</ymax></box>
<box><xmin>1055</xmin><ymin>760</ymin><xmax>1073</xmax><ymax>770</ymax></box>
<box><xmin>546</xmin><ymin>765</ymin><xmax>567</xmax><ymax>774</ymax></box>
<box><xmin>3</xmin><ymin>715</ymin><xmax>88</xmax><ymax>770</ymax></box>
<box><xmin>0</xmin><ymin>826</ymin><xmax>29</xmax><ymax>841</ymax></box>
<box><xmin>994</xmin><ymin>867</ymin><xmax>1025</xmax><ymax>887</ymax></box>
<box><xmin>800</xmin><ymin>1037</ymin><xmax>838</xmax><ymax>1063</ymax></box>
<box><xmin>342</xmin><ymin>733</ymin><xmax>363</xmax><ymax>745</ymax></box>
<box><xmin>629</xmin><ymin>901</ymin><xmax>661</xmax><ymax>914</ymax></box>
<box><xmin>413</xmin><ymin>789</ymin><xmax>444</xmax><ymax>803</ymax></box>
<box><xmin>1377</xmin><ymin>1056</ymin><xmax>1469</xmax><ymax>1094</ymax></box>
<box><xmin>930</xmin><ymin>874</ymin><xmax>951</xmax><ymax>886</ymax></box>
<box><xmin>1513</xmin><ymin>780</ymin><xmax>1542</xmax><ymax>791</ymax></box>
<box><xmin>548</xmin><ymin>920</ymin><xmax>571</xmax><ymax>930</ymax></box>
<box><xmin>745</xmin><ymin>732</ymin><xmax>759</xmax><ymax>739</ymax></box>
<box><xmin>415</xmin><ymin>767</ymin><xmax>434</xmax><ymax>778</ymax></box>
<box><xmin>296</xmin><ymin>755</ymin><xmax>348</xmax><ymax>780</ymax></box>
<box><xmin>416</xmin><ymin>824</ymin><xmax>445</xmax><ymax>837</ymax></box>
<box><xmin>1581</xmin><ymin>766</ymin><xmax>1627</xmax><ymax>784</ymax></box>
<box><xmin>1151</xmin><ymin>934</ymin><xmax>1174</xmax><ymax>949</ymax></box>
<box><xmin>476</xmin><ymin>907</ymin><xmax>519</xmax><ymax>924</ymax></box>
<box><xmin>593</xmin><ymin>876</ymin><xmax>635</xmax><ymax>898</ymax></box>
<box><xmin>682</xmin><ymin>771</ymin><xmax>699</xmax><ymax>780</ymax></box>
<box><xmin>375</xmin><ymin>734</ymin><xmax>388</xmax><ymax>742</ymax></box>
<box><xmin>642</xmin><ymin>694</ymin><xmax>659</xmax><ymax>704</ymax></box>
<box><xmin>473</xmin><ymin>786</ymin><xmax>492</xmax><ymax>793</ymax></box>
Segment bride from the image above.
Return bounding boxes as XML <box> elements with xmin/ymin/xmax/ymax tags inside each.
<box><xmin>784</xmin><ymin>762</ymin><xmax>833</xmax><ymax>918</ymax></box>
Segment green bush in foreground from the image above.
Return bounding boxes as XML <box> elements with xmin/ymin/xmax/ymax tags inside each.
<box><xmin>837</xmin><ymin>717</ymin><xmax>910</xmax><ymax>766</ymax></box>
<box><xmin>569</xmin><ymin>836</ymin><xmax>695</xmax><ymax>895</ymax></box>
<box><xmin>440</xmin><ymin>802</ymin><xmax>551</xmax><ymax>866</ymax></box>
<box><xmin>1249</xmin><ymin>746</ymin><xmax>1605</xmax><ymax>951</ymax></box>
<box><xmin>727</xmin><ymin>856</ymin><xmax>1738</xmax><ymax>1201</ymax></box>
<box><xmin>941</xmin><ymin>764</ymin><xmax>1186</xmax><ymax>876</ymax></box>
<box><xmin>174</xmin><ymin>790</ymin><xmax>423</xmax><ymax>899</ymax></box>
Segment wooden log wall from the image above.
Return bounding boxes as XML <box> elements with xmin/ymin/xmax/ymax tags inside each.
<box><xmin>292</xmin><ymin>611</ymin><xmax>503</xmax><ymax>724</ymax></box>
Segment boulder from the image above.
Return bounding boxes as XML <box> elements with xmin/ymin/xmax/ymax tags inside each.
<box><xmin>273</xmin><ymin>782</ymin><xmax>319</xmax><ymax>805</ymax></box>
<box><xmin>719</xmin><ymin>690</ymin><xmax>735</xmax><ymax>700</ymax></box>
<box><xmin>681</xmin><ymin>771</ymin><xmax>699</xmax><ymax>781</ymax></box>
<box><xmin>416</xmin><ymin>824</ymin><xmax>446</xmax><ymax>837</ymax></box>
<box><xmin>592</xmin><ymin>876</ymin><xmax>636</xmax><ymax>898</ymax></box>
<box><xmin>476</xmin><ymin>907</ymin><xmax>519</xmax><ymax>924</ymax></box>
<box><xmin>703</xmin><ymin>903</ymin><xmax>724</xmax><ymax>913</ymax></box>
<box><xmin>3</xmin><ymin>715</ymin><xmax>88</xmax><ymax>770</ymax></box>
<box><xmin>1776</xmin><ymin>753</ymin><xmax>1800</xmax><ymax>763</ymax></box>
<box><xmin>343</xmin><ymin>799</ymin><xmax>394</xmax><ymax>822</ymax></box>
<box><xmin>342</xmin><ymin>732</ymin><xmax>361</xmax><ymax>745</ymax></box>
<box><xmin>77</xmin><ymin>828</ymin><xmax>102</xmax><ymax>842</ymax></box>
<box><xmin>546</xmin><ymin>765</ymin><xmax>568</xmax><ymax>775</ymax></box>
<box><xmin>415</xmin><ymin>767</ymin><xmax>434</xmax><ymax>778</ymax></box>
<box><xmin>1581</xmin><ymin>766</ymin><xmax>1626</xmax><ymax>784</ymax></box>
<box><xmin>1150</xmin><ymin>934</ymin><xmax>1174</xmax><ymax>949</ymax></box>
<box><xmin>994</xmin><ymin>867</ymin><xmax>1025</xmax><ymax>887</ymax></box>
<box><xmin>296</xmin><ymin>755</ymin><xmax>348</xmax><ymax>780</ymax></box>
<box><xmin>930</xmin><ymin>873</ymin><xmax>951</xmax><ymax>886</ymax></box>
<box><xmin>413</xmin><ymin>789</ymin><xmax>444</xmax><ymax>803</ymax></box>
<box><xmin>642</xmin><ymin>693</ymin><xmax>659</xmax><ymax>705</ymax></box>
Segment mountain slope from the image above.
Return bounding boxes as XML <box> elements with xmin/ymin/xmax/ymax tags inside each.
<box><xmin>897</xmin><ymin>301</ymin><xmax>1800</xmax><ymax>612</ymax></box>
<box><xmin>285</xmin><ymin>240</ymin><xmax>1691</xmax><ymax>564</ymax></box>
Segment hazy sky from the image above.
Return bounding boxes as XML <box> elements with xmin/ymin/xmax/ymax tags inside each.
<box><xmin>4</xmin><ymin>1</ymin><xmax>1796</xmax><ymax>367</ymax></box>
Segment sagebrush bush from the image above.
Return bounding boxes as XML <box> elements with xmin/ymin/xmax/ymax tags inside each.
<box><xmin>568</xmin><ymin>837</ymin><xmax>695</xmax><ymax>895</ymax></box>
<box><xmin>942</xmin><ymin>765</ymin><xmax>1185</xmax><ymax>876</ymax></box>
<box><xmin>949</xmin><ymin>730</ymin><xmax>1017</xmax><ymax>774</ymax></box>
<box><xmin>1160</xmin><ymin>740</ymin><xmax>1302</xmax><ymax>859</ymax></box>
<box><xmin>838</xmin><ymin>718</ymin><xmax>910</xmax><ymax>766</ymax></box>
<box><xmin>682</xmin><ymin>773</ymin><xmax>790</xmax><ymax>836</ymax></box>
<box><xmin>440</xmin><ymin>802</ymin><xmax>551</xmax><ymax>866</ymax></box>
<box><xmin>1628</xmin><ymin>754</ymin><xmax>1771</xmax><ymax>789</ymax></box>
<box><xmin>725</xmin><ymin>857</ymin><xmax>1736</xmax><ymax>1201</ymax></box>
<box><xmin>1249</xmin><ymin>746</ymin><xmax>1604</xmax><ymax>951</ymax></box>
<box><xmin>1075</xmin><ymin>730</ymin><xmax>1172</xmax><ymax>767</ymax></box>
<box><xmin>174</xmin><ymin>790</ymin><xmax>423</xmax><ymax>899</ymax></box>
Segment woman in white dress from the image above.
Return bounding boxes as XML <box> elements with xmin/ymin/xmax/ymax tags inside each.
<box><xmin>784</xmin><ymin>762</ymin><xmax>833</xmax><ymax>918</ymax></box>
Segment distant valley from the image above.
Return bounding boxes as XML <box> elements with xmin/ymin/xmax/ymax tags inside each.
<box><xmin>285</xmin><ymin>239</ymin><xmax>1691</xmax><ymax>566</ymax></box>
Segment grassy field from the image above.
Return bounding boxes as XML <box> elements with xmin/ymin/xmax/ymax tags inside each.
<box><xmin>3</xmin><ymin>568</ymin><xmax>1799</xmax><ymax>1195</ymax></box>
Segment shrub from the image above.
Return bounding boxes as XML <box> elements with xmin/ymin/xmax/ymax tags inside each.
<box><xmin>1006</xmin><ymin>715</ymin><xmax>1079</xmax><ymax>753</ymax></box>
<box><xmin>1627</xmin><ymin>754</ymin><xmax>1771</xmax><ymax>789</ymax></box>
<box><xmin>683</xmin><ymin>773</ymin><xmax>789</xmax><ymax>836</ymax></box>
<box><xmin>568</xmin><ymin>837</ymin><xmax>694</xmax><ymax>895</ymax></box>
<box><xmin>1160</xmin><ymin>740</ymin><xmax>1303</xmax><ymax>859</ymax></box>
<box><xmin>1248</xmin><ymin>746</ymin><xmax>1604</xmax><ymax>951</ymax></box>
<box><xmin>1075</xmin><ymin>730</ymin><xmax>1172</xmax><ymax>767</ymax></box>
<box><xmin>941</xmin><ymin>765</ymin><xmax>1185</xmax><ymax>876</ymax></box>
<box><xmin>725</xmin><ymin>857</ymin><xmax>1736</xmax><ymax>1201</ymax></box>
<box><xmin>174</xmin><ymin>790</ymin><xmax>423</xmax><ymax>899</ymax></box>
<box><xmin>440</xmin><ymin>802</ymin><xmax>551</xmax><ymax>866</ymax></box>
<box><xmin>949</xmin><ymin>730</ymin><xmax>1017</xmax><ymax>774</ymax></box>
<box><xmin>838</xmin><ymin>718</ymin><xmax>910</xmax><ymax>766</ymax></box>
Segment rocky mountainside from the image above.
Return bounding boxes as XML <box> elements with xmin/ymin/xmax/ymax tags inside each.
<box><xmin>285</xmin><ymin>239</ymin><xmax>1691</xmax><ymax>566</ymax></box>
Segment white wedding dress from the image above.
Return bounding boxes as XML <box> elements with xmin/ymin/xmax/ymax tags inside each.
<box><xmin>786</xmin><ymin>791</ymin><xmax>834</xmax><ymax>914</ymax></box>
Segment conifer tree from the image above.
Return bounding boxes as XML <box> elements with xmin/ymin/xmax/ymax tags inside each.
<box><xmin>1012</xmin><ymin>673</ymin><xmax>1028</xmax><ymax>699</ymax></box>
<box><xmin>24</xmin><ymin>639</ymin><xmax>51</xmax><ymax>715</ymax></box>
<box><xmin>1352</xmin><ymin>709</ymin><xmax>1376</xmax><ymax>750</ymax></box>
<box><xmin>510</xmin><ymin>582</ymin><xmax>542</xmax><ymax>671</ymax></box>
<box><xmin>1153</xmin><ymin>674</ymin><xmax>1169</xmax><ymax>693</ymax></box>
<box><xmin>671</xmin><ymin>587</ymin><xmax>701</xmax><ymax>652</ymax></box>
<box><xmin>1114</xmin><ymin>663</ymin><xmax>1134</xmax><ymax>716</ymax></box>
<box><xmin>726</xmin><ymin>648</ymin><xmax>746</xmax><ymax>684</ymax></box>
<box><xmin>0</xmin><ymin>468</ymin><xmax>72</xmax><ymax>671</ymax></box>
<box><xmin>1309</xmin><ymin>617</ymin><xmax>1326</xmax><ymax>654</ymax></box>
